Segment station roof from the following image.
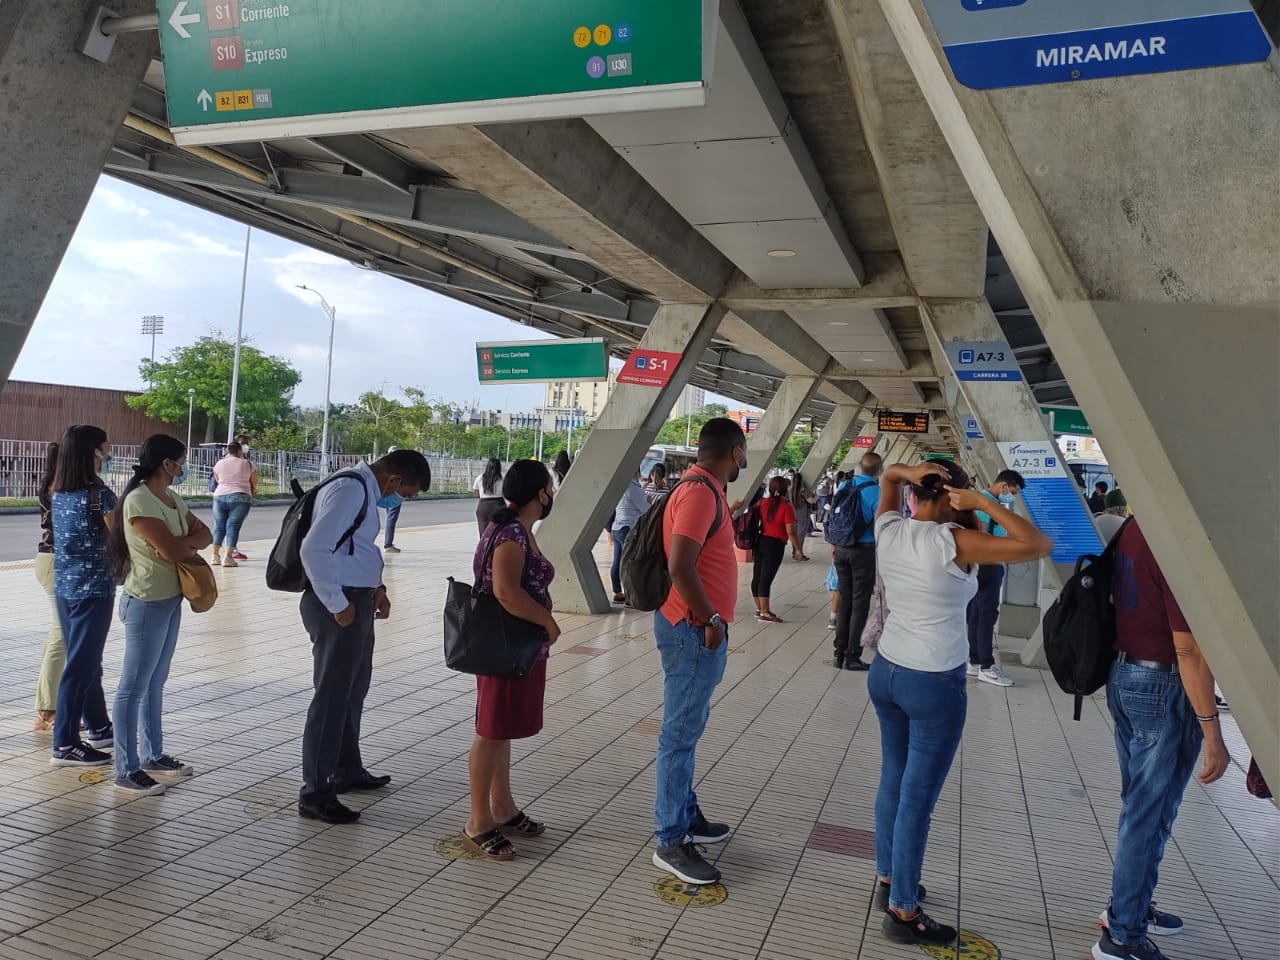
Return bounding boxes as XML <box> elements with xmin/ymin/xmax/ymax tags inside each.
<box><xmin>105</xmin><ymin>1</ymin><xmax>1072</xmax><ymax>453</ymax></box>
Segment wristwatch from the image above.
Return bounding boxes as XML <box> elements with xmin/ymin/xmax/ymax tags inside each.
<box><xmin>705</xmin><ymin>612</ymin><xmax>724</xmax><ymax>630</ymax></box>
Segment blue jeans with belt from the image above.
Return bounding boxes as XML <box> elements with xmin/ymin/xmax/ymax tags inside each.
<box><xmin>1104</xmin><ymin>659</ymin><xmax>1202</xmax><ymax>946</ymax></box>
<box><xmin>113</xmin><ymin>593</ymin><xmax>183</xmax><ymax>778</ymax></box>
<box><xmin>654</xmin><ymin>612</ymin><xmax>728</xmax><ymax>847</ymax></box>
<box><xmin>212</xmin><ymin>493</ymin><xmax>252</xmax><ymax>548</ymax></box>
<box><xmin>869</xmin><ymin>657</ymin><xmax>967</xmax><ymax>912</ymax></box>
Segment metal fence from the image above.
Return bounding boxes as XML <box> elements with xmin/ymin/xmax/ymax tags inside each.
<box><xmin>0</xmin><ymin>439</ymin><xmax>487</xmax><ymax>499</ymax></box>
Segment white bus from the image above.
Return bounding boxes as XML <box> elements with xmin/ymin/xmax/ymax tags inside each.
<box><xmin>640</xmin><ymin>444</ymin><xmax>699</xmax><ymax>482</ymax></box>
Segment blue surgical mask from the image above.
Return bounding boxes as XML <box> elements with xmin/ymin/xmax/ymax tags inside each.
<box><xmin>998</xmin><ymin>493</ymin><xmax>1016</xmax><ymax>505</ymax></box>
<box><xmin>174</xmin><ymin>464</ymin><xmax>189</xmax><ymax>486</ymax></box>
<box><xmin>378</xmin><ymin>493</ymin><xmax>403</xmax><ymax>510</ymax></box>
<box><xmin>96</xmin><ymin>449</ymin><xmax>113</xmax><ymax>469</ymax></box>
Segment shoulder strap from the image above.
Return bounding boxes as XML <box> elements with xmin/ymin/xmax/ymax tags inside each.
<box><xmin>685</xmin><ymin>475</ymin><xmax>725</xmax><ymax>542</ymax></box>
<box><xmin>312</xmin><ymin>470</ymin><xmax>370</xmax><ymax>555</ymax></box>
<box><xmin>476</xmin><ymin>520</ymin><xmax>529</xmax><ymax>597</ymax></box>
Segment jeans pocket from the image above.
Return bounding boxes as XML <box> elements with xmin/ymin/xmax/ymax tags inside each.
<box><xmin>1119</xmin><ymin>688</ymin><xmax>1168</xmax><ymax>745</ymax></box>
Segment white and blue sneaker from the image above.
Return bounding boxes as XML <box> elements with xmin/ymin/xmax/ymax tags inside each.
<box><xmin>1092</xmin><ymin>930</ymin><xmax>1168</xmax><ymax>960</ymax></box>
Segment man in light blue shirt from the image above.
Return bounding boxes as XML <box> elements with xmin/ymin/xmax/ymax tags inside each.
<box><xmin>831</xmin><ymin>454</ymin><xmax>883</xmax><ymax>671</ymax></box>
<box><xmin>298</xmin><ymin>449</ymin><xmax>431</xmax><ymax>824</ymax></box>
<box><xmin>610</xmin><ymin>469</ymin><xmax>652</xmax><ymax>603</ymax></box>
<box><xmin>967</xmin><ymin>469</ymin><xmax>1025</xmax><ymax>687</ymax></box>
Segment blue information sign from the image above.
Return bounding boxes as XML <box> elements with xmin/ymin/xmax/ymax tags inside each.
<box><xmin>964</xmin><ymin>416</ymin><xmax>985</xmax><ymax>440</ymax></box>
<box><xmin>922</xmin><ymin>0</ymin><xmax>1271</xmax><ymax>90</ymax></box>
<box><xmin>945</xmin><ymin>340</ymin><xmax>1022</xmax><ymax>382</ymax></box>
<box><xmin>998</xmin><ymin>441</ymin><xmax>1103</xmax><ymax>562</ymax></box>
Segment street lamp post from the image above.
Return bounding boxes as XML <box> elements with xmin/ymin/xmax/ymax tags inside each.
<box><xmin>296</xmin><ymin>285</ymin><xmax>338</xmax><ymax>474</ymax></box>
<box><xmin>141</xmin><ymin>315</ymin><xmax>164</xmax><ymax>385</ymax></box>
<box><xmin>186</xmin><ymin>388</ymin><xmax>196</xmax><ymax>451</ymax></box>
<box><xmin>227</xmin><ymin>226</ymin><xmax>251</xmax><ymax>442</ymax></box>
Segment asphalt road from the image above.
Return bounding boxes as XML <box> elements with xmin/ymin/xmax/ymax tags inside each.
<box><xmin>0</xmin><ymin>497</ymin><xmax>480</xmax><ymax>562</ymax></box>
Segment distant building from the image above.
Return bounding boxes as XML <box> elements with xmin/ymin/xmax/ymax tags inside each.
<box><xmin>725</xmin><ymin>407</ymin><xmax>765</xmax><ymax>435</ymax></box>
<box><xmin>544</xmin><ymin>369</ymin><xmax>617</xmax><ymax>420</ymax></box>
<box><xmin>0</xmin><ymin>380</ymin><xmax>180</xmax><ymax>444</ymax></box>
<box><xmin>670</xmin><ymin>385</ymin><xmax>706</xmax><ymax>420</ymax></box>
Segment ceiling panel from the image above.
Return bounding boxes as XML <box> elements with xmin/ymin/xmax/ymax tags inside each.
<box><xmin>831</xmin><ymin>350</ymin><xmax>909</xmax><ymax>371</ymax></box>
<box><xmin>698</xmin><ymin>218</ymin><xmax>862</xmax><ymax>288</ymax></box>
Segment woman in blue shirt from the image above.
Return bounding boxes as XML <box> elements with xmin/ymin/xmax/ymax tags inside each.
<box><xmin>49</xmin><ymin>424</ymin><xmax>118</xmax><ymax>767</ymax></box>
<box><xmin>609</xmin><ymin>469</ymin><xmax>652</xmax><ymax>604</ymax></box>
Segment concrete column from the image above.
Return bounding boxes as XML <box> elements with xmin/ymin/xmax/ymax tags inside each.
<box><xmin>539</xmin><ymin>303</ymin><xmax>725</xmax><ymax>615</ymax></box>
<box><xmin>885</xmin><ymin>0</ymin><xmax>1280</xmax><ymax>784</ymax></box>
<box><xmin>726</xmin><ymin>375</ymin><xmax>824</xmax><ymax>509</ymax></box>
<box><xmin>799</xmin><ymin>404</ymin><xmax>860</xmax><ymax>489</ymax></box>
<box><xmin>0</xmin><ymin>0</ymin><xmax>156</xmax><ymax>387</ymax></box>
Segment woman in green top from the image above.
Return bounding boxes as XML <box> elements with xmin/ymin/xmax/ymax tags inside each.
<box><xmin>105</xmin><ymin>435</ymin><xmax>212</xmax><ymax>796</ymax></box>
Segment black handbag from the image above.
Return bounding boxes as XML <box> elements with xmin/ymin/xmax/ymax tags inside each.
<box><xmin>443</xmin><ymin>523</ymin><xmax>547</xmax><ymax>678</ymax></box>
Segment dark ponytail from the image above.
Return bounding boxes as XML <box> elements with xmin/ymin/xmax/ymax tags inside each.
<box><xmin>39</xmin><ymin>442</ymin><xmax>59</xmax><ymax>501</ymax></box>
<box><xmin>489</xmin><ymin>459</ymin><xmax>552</xmax><ymax>528</ymax></box>
<box><xmin>911</xmin><ymin>458</ymin><xmax>970</xmax><ymax>503</ymax></box>
<box><xmin>107</xmin><ymin>434</ymin><xmax>187</xmax><ymax>582</ymax></box>
<box><xmin>481</xmin><ymin>458</ymin><xmax>503</xmax><ymax>496</ymax></box>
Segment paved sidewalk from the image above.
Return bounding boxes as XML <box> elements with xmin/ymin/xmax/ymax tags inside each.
<box><xmin>0</xmin><ymin>522</ymin><xmax>1274</xmax><ymax>960</ymax></box>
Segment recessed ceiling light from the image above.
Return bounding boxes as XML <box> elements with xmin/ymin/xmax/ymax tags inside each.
<box><xmin>860</xmin><ymin>357</ymin><xmax>877</xmax><ymax>363</ymax></box>
<box><xmin>829</xmin><ymin>320</ymin><xmax>849</xmax><ymax>327</ymax></box>
<box><xmin>766</xmin><ymin>249</ymin><xmax>797</xmax><ymax>258</ymax></box>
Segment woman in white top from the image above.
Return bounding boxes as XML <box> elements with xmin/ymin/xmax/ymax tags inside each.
<box><xmin>210</xmin><ymin>441</ymin><xmax>256</xmax><ymax>567</ymax></box>
<box><xmin>473</xmin><ymin>458</ymin><xmax>505</xmax><ymax>536</ymax></box>
<box><xmin>869</xmin><ymin>459</ymin><xmax>1052</xmax><ymax>947</ymax></box>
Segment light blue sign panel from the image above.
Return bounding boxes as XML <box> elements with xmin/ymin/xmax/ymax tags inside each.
<box><xmin>964</xmin><ymin>416</ymin><xmax>985</xmax><ymax>440</ymax></box>
<box><xmin>998</xmin><ymin>440</ymin><xmax>1103</xmax><ymax>562</ymax></box>
<box><xmin>945</xmin><ymin>340</ymin><xmax>1022</xmax><ymax>382</ymax></box>
<box><xmin>921</xmin><ymin>0</ymin><xmax>1271</xmax><ymax>90</ymax></box>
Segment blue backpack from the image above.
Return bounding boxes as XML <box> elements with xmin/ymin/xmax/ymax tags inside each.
<box><xmin>825</xmin><ymin>478</ymin><xmax>876</xmax><ymax>548</ymax></box>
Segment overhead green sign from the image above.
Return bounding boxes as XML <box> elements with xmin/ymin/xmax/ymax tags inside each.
<box><xmin>157</xmin><ymin>0</ymin><xmax>714</xmax><ymax>146</ymax></box>
<box><xmin>477</xmin><ymin>339</ymin><xmax>608</xmax><ymax>385</ymax></box>
<box><xmin>1042</xmin><ymin>406</ymin><xmax>1093</xmax><ymax>436</ymax></box>
<box><xmin>920</xmin><ymin>453</ymin><xmax>957</xmax><ymax>462</ymax></box>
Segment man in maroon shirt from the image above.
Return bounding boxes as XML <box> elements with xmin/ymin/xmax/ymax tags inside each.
<box><xmin>1093</xmin><ymin>519</ymin><xmax>1231</xmax><ymax>960</ymax></box>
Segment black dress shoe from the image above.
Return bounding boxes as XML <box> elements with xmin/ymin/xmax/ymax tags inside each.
<box><xmin>298</xmin><ymin>798</ymin><xmax>361</xmax><ymax>824</ymax></box>
<box><xmin>845</xmin><ymin>657</ymin><xmax>870</xmax><ymax>672</ymax></box>
<box><xmin>833</xmin><ymin>655</ymin><xmax>845</xmax><ymax>669</ymax></box>
<box><xmin>336</xmin><ymin>771</ymin><xmax>392</xmax><ymax>794</ymax></box>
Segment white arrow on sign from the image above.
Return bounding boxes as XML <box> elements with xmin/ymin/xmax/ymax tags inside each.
<box><xmin>168</xmin><ymin>1</ymin><xmax>201</xmax><ymax>39</ymax></box>
<box><xmin>196</xmin><ymin>89</ymin><xmax>213</xmax><ymax>111</ymax></box>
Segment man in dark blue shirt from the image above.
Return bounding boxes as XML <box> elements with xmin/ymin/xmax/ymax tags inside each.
<box><xmin>832</xmin><ymin>454</ymin><xmax>883</xmax><ymax>670</ymax></box>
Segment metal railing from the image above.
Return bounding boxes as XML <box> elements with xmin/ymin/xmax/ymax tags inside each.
<box><xmin>0</xmin><ymin>439</ymin><xmax>488</xmax><ymax>499</ymax></box>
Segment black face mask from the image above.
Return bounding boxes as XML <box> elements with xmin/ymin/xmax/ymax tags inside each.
<box><xmin>539</xmin><ymin>491</ymin><xmax>554</xmax><ymax>520</ymax></box>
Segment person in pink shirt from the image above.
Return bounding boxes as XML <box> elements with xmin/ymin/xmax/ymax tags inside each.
<box><xmin>210</xmin><ymin>441</ymin><xmax>256</xmax><ymax>567</ymax></box>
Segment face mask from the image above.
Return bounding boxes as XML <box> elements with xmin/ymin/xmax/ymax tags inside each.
<box><xmin>998</xmin><ymin>493</ymin><xmax>1016</xmax><ymax>506</ymax></box>
<box><xmin>730</xmin><ymin>448</ymin><xmax>747</xmax><ymax>483</ymax></box>
<box><xmin>172</xmin><ymin>463</ymin><xmax>189</xmax><ymax>486</ymax></box>
<box><xmin>539</xmin><ymin>491</ymin><xmax>554</xmax><ymax>520</ymax></box>
<box><xmin>97</xmin><ymin>449</ymin><xmax>113</xmax><ymax>469</ymax></box>
<box><xmin>378</xmin><ymin>493</ymin><xmax>403</xmax><ymax>511</ymax></box>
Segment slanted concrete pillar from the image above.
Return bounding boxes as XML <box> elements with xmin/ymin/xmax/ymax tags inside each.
<box><xmin>837</xmin><ymin>421</ymin><xmax>879</xmax><ymax>473</ymax></box>
<box><xmin>0</xmin><ymin>0</ymin><xmax>156</xmax><ymax>386</ymax></box>
<box><xmin>726</xmin><ymin>376</ymin><xmax>824</xmax><ymax>509</ymax></box>
<box><xmin>885</xmin><ymin>0</ymin><xmax>1280</xmax><ymax>784</ymax></box>
<box><xmin>881</xmin><ymin>436</ymin><xmax>913</xmax><ymax>466</ymax></box>
<box><xmin>540</xmin><ymin>303</ymin><xmax>725</xmax><ymax>615</ymax></box>
<box><xmin>800</xmin><ymin>404</ymin><xmax>861</xmax><ymax>489</ymax></box>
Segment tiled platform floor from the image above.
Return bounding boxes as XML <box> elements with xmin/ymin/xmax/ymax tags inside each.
<box><xmin>0</xmin><ymin>519</ymin><xmax>1274</xmax><ymax>960</ymax></box>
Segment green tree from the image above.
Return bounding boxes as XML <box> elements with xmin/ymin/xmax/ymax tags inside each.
<box><xmin>654</xmin><ymin>403</ymin><xmax>731</xmax><ymax>446</ymax></box>
<box><xmin>131</xmin><ymin>334</ymin><xmax>301</xmax><ymax>440</ymax></box>
<box><xmin>254</xmin><ymin>424</ymin><xmax>308</xmax><ymax>451</ymax></box>
<box><xmin>346</xmin><ymin>390</ymin><xmax>407</xmax><ymax>457</ymax></box>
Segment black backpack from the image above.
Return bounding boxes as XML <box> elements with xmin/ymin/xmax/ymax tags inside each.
<box><xmin>825</xmin><ymin>478</ymin><xmax>876</xmax><ymax>548</ymax></box>
<box><xmin>733</xmin><ymin>500</ymin><xmax>762</xmax><ymax>551</ymax></box>
<box><xmin>1043</xmin><ymin>517</ymin><xmax>1132</xmax><ymax>720</ymax></box>
<box><xmin>621</xmin><ymin>476</ymin><xmax>724</xmax><ymax>612</ymax></box>
<box><xmin>265</xmin><ymin>470</ymin><xmax>370</xmax><ymax>593</ymax></box>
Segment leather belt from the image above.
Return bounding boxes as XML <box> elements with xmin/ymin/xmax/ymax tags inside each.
<box><xmin>1117</xmin><ymin>651</ymin><xmax>1177</xmax><ymax>674</ymax></box>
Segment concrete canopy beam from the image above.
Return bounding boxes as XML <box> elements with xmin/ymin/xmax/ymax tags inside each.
<box><xmin>726</xmin><ymin>376</ymin><xmax>825</xmax><ymax>510</ymax></box>
<box><xmin>391</xmin><ymin>121</ymin><xmax>738</xmax><ymax>303</ymax></box>
<box><xmin>537</xmin><ymin>303</ymin><xmax>725</xmax><ymax>615</ymax></box>
<box><xmin>800</xmin><ymin>404</ymin><xmax>862</xmax><ymax>488</ymax></box>
<box><xmin>884</xmin><ymin>0</ymin><xmax>1280</xmax><ymax>785</ymax></box>
<box><xmin>0</xmin><ymin>0</ymin><xmax>156</xmax><ymax>387</ymax></box>
<box><xmin>719</xmin><ymin>253</ymin><xmax>919</xmax><ymax>311</ymax></box>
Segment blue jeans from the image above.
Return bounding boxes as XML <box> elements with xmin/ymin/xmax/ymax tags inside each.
<box><xmin>1104</xmin><ymin>660</ymin><xmax>1201</xmax><ymax>946</ymax></box>
<box><xmin>53</xmin><ymin>595</ymin><xmax>113</xmax><ymax>750</ymax></box>
<box><xmin>966</xmin><ymin>563</ymin><xmax>1005</xmax><ymax>668</ymax></box>
<box><xmin>384</xmin><ymin>503</ymin><xmax>401</xmax><ymax>546</ymax></box>
<box><xmin>212</xmin><ymin>493</ymin><xmax>252</xmax><ymax>549</ymax></box>
<box><xmin>869</xmin><ymin>657</ymin><xmax>967</xmax><ymax>912</ymax></box>
<box><xmin>113</xmin><ymin>593</ymin><xmax>183</xmax><ymax>778</ymax></box>
<box><xmin>654</xmin><ymin>611</ymin><xmax>728</xmax><ymax>847</ymax></box>
<box><xmin>610</xmin><ymin>526</ymin><xmax>631</xmax><ymax>594</ymax></box>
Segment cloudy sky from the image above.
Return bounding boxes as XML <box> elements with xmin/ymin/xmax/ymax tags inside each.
<box><xmin>14</xmin><ymin>177</ymin><xmax>557</xmax><ymax>413</ymax></box>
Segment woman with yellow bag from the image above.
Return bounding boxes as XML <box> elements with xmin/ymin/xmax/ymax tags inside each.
<box><xmin>105</xmin><ymin>435</ymin><xmax>212</xmax><ymax>796</ymax></box>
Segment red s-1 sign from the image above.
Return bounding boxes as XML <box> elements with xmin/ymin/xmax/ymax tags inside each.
<box><xmin>616</xmin><ymin>349</ymin><xmax>682</xmax><ymax>388</ymax></box>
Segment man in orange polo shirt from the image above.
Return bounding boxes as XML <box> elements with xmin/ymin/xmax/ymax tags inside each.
<box><xmin>652</xmin><ymin>418</ymin><xmax>747</xmax><ymax>886</ymax></box>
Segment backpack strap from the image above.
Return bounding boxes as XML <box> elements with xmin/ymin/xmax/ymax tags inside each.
<box><xmin>311</xmin><ymin>470</ymin><xmax>370</xmax><ymax>556</ymax></box>
<box><xmin>684</xmin><ymin>475</ymin><xmax>725</xmax><ymax>543</ymax></box>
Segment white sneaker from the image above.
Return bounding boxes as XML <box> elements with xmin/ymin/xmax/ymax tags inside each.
<box><xmin>978</xmin><ymin>665</ymin><xmax>1014</xmax><ymax>687</ymax></box>
<box><xmin>966</xmin><ymin>663</ymin><xmax>980</xmax><ymax>678</ymax></box>
<box><xmin>827</xmin><ymin>615</ymin><xmax>837</xmax><ymax>630</ymax></box>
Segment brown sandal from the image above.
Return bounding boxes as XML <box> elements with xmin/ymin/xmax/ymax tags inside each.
<box><xmin>501</xmin><ymin>811</ymin><xmax>546</xmax><ymax>837</ymax></box>
<box><xmin>461</xmin><ymin>828</ymin><xmax>516</xmax><ymax>860</ymax></box>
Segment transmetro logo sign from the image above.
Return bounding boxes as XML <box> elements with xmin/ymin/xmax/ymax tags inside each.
<box><xmin>616</xmin><ymin>350</ymin><xmax>683</xmax><ymax>388</ymax></box>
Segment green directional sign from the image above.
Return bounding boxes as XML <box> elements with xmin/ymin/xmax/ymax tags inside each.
<box><xmin>477</xmin><ymin>339</ymin><xmax>608</xmax><ymax>385</ymax></box>
<box><xmin>1042</xmin><ymin>406</ymin><xmax>1093</xmax><ymax>436</ymax></box>
<box><xmin>156</xmin><ymin>0</ymin><xmax>713</xmax><ymax>146</ymax></box>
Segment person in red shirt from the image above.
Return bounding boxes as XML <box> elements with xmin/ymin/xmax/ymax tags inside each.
<box><xmin>751</xmin><ymin>476</ymin><xmax>806</xmax><ymax>622</ymax></box>
<box><xmin>1094</xmin><ymin>518</ymin><xmax>1231</xmax><ymax>960</ymax></box>
<box><xmin>651</xmin><ymin>418</ymin><xmax>747</xmax><ymax>888</ymax></box>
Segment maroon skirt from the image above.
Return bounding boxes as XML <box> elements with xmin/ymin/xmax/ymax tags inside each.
<box><xmin>475</xmin><ymin>653</ymin><xmax>547</xmax><ymax>740</ymax></box>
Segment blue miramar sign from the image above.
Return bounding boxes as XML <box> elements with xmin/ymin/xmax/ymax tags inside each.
<box><xmin>922</xmin><ymin>0</ymin><xmax>1272</xmax><ymax>90</ymax></box>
